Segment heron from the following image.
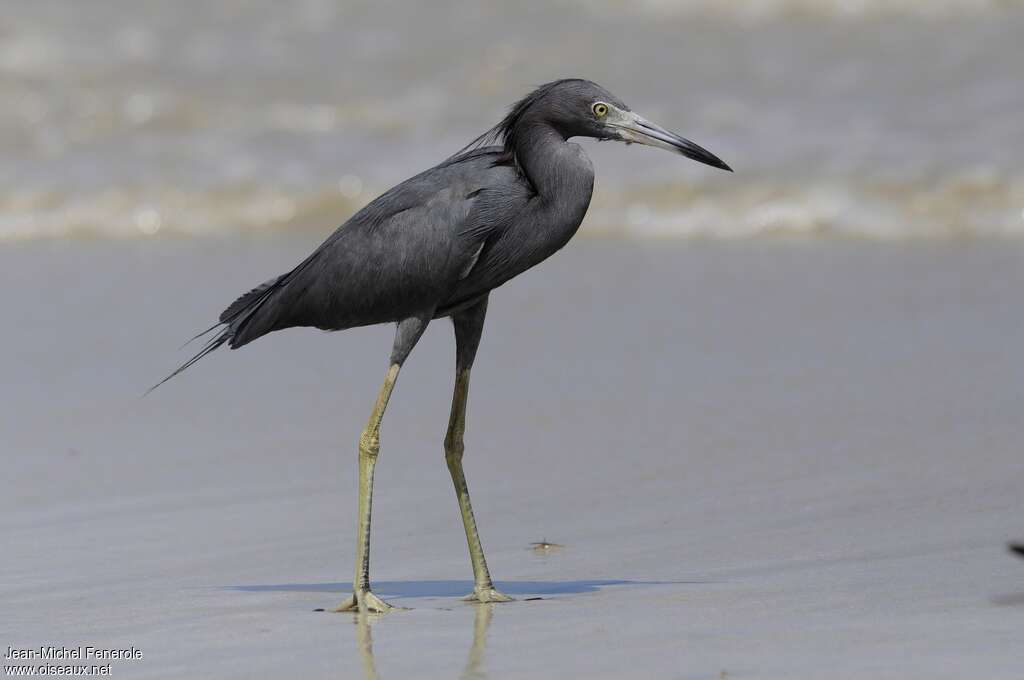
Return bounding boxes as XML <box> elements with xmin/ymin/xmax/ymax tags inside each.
<box><xmin>154</xmin><ymin>78</ymin><xmax>731</xmax><ymax>613</ymax></box>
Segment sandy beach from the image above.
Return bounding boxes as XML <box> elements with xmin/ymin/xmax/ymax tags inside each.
<box><xmin>4</xmin><ymin>236</ymin><xmax>1023</xmax><ymax>678</ymax></box>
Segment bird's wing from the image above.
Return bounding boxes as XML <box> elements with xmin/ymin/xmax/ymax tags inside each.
<box><xmin>152</xmin><ymin>147</ymin><xmax>525</xmax><ymax>388</ymax></box>
<box><xmin>227</xmin><ymin>148</ymin><xmax>526</xmax><ymax>343</ymax></box>
<box><xmin>441</xmin><ymin>185</ymin><xmax>592</xmax><ymax>312</ymax></box>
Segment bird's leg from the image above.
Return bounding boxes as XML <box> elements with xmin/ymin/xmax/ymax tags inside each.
<box><xmin>333</xmin><ymin>363</ymin><xmax>401</xmax><ymax>614</ymax></box>
<box><xmin>445</xmin><ymin>369</ymin><xmax>512</xmax><ymax>604</ymax></box>
<box><xmin>447</xmin><ymin>298</ymin><xmax>512</xmax><ymax>604</ymax></box>
<box><xmin>333</xmin><ymin>314</ymin><xmax>430</xmax><ymax>614</ymax></box>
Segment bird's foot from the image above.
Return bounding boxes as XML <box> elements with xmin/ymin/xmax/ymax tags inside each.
<box><xmin>331</xmin><ymin>589</ymin><xmax>402</xmax><ymax>614</ymax></box>
<box><xmin>462</xmin><ymin>585</ymin><xmax>514</xmax><ymax>603</ymax></box>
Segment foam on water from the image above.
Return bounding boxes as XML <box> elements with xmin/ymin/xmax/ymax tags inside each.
<box><xmin>584</xmin><ymin>0</ymin><xmax>1020</xmax><ymax>20</ymax></box>
<box><xmin>0</xmin><ymin>185</ymin><xmax>360</xmax><ymax>241</ymax></box>
<box><xmin>3</xmin><ymin>171</ymin><xmax>1021</xmax><ymax>241</ymax></box>
<box><xmin>590</xmin><ymin>171</ymin><xmax>1024</xmax><ymax>239</ymax></box>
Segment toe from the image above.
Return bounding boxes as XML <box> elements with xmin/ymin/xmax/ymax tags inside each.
<box><xmin>331</xmin><ymin>591</ymin><xmax>401</xmax><ymax>613</ymax></box>
<box><xmin>363</xmin><ymin>593</ymin><xmax>397</xmax><ymax>613</ymax></box>
<box><xmin>330</xmin><ymin>595</ymin><xmax>358</xmax><ymax>613</ymax></box>
<box><xmin>464</xmin><ymin>587</ymin><xmax>514</xmax><ymax>603</ymax></box>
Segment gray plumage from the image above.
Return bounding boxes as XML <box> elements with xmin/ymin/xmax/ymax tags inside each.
<box><xmin>151</xmin><ymin>78</ymin><xmax>731</xmax><ymax>612</ymax></box>
<box><xmin>153</xmin><ymin>78</ymin><xmax>730</xmax><ymax>389</ymax></box>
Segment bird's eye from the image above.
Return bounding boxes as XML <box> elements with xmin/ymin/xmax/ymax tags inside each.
<box><xmin>592</xmin><ymin>102</ymin><xmax>608</xmax><ymax>118</ymax></box>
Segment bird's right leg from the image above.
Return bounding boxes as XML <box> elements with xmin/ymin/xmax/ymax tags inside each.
<box><xmin>331</xmin><ymin>362</ymin><xmax>400</xmax><ymax>614</ymax></box>
<box><xmin>333</xmin><ymin>315</ymin><xmax>429</xmax><ymax>614</ymax></box>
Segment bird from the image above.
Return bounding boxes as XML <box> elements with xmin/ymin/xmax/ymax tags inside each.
<box><xmin>153</xmin><ymin>78</ymin><xmax>731</xmax><ymax>613</ymax></box>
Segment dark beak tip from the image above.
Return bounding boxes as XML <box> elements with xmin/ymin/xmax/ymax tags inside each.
<box><xmin>702</xmin><ymin>151</ymin><xmax>732</xmax><ymax>172</ymax></box>
<box><xmin>695</xmin><ymin>153</ymin><xmax>732</xmax><ymax>173</ymax></box>
<box><xmin>704</xmin><ymin>155</ymin><xmax>732</xmax><ymax>172</ymax></box>
<box><xmin>677</xmin><ymin>140</ymin><xmax>732</xmax><ymax>172</ymax></box>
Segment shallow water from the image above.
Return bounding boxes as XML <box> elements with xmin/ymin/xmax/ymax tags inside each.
<box><xmin>1</xmin><ymin>0</ymin><xmax>1022</xmax><ymax>239</ymax></box>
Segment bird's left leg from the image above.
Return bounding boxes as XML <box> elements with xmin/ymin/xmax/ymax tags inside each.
<box><xmin>333</xmin><ymin>314</ymin><xmax>430</xmax><ymax>614</ymax></box>
<box><xmin>447</xmin><ymin>298</ymin><xmax>512</xmax><ymax>604</ymax></box>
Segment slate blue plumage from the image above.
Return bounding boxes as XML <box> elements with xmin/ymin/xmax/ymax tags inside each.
<box><xmin>154</xmin><ymin>78</ymin><xmax>730</xmax><ymax>612</ymax></box>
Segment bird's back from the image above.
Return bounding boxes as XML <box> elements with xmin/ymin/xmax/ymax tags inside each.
<box><xmin>225</xmin><ymin>148</ymin><xmax>531</xmax><ymax>347</ymax></box>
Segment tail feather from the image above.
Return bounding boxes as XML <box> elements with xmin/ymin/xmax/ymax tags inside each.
<box><xmin>145</xmin><ymin>330</ymin><xmax>231</xmax><ymax>396</ymax></box>
<box><xmin>147</xmin><ymin>245</ymin><xmax>330</xmax><ymax>395</ymax></box>
<box><xmin>178</xmin><ymin>321</ymin><xmax>223</xmax><ymax>350</ymax></box>
<box><xmin>147</xmin><ymin>274</ymin><xmax>291</xmax><ymax>396</ymax></box>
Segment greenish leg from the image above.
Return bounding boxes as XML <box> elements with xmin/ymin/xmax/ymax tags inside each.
<box><xmin>445</xmin><ymin>368</ymin><xmax>512</xmax><ymax>604</ymax></box>
<box><xmin>333</xmin><ymin>363</ymin><xmax>402</xmax><ymax>614</ymax></box>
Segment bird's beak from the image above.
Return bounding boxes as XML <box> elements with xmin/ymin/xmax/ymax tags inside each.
<box><xmin>607</xmin><ymin>107</ymin><xmax>732</xmax><ymax>172</ymax></box>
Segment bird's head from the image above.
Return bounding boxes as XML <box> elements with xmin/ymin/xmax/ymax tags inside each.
<box><xmin>502</xmin><ymin>79</ymin><xmax>732</xmax><ymax>172</ymax></box>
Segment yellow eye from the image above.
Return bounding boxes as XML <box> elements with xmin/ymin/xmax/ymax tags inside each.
<box><xmin>592</xmin><ymin>102</ymin><xmax>608</xmax><ymax>117</ymax></box>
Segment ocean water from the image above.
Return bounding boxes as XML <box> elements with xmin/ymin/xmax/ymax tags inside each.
<box><xmin>1</xmin><ymin>0</ymin><xmax>1022</xmax><ymax>240</ymax></box>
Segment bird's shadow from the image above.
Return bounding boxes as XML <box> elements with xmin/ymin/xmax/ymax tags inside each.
<box><xmin>227</xmin><ymin>578</ymin><xmax>693</xmax><ymax>598</ymax></box>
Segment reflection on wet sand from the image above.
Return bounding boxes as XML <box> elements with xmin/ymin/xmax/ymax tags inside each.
<box><xmin>460</xmin><ymin>604</ymin><xmax>493</xmax><ymax>680</ymax></box>
<box><xmin>353</xmin><ymin>604</ymin><xmax>496</xmax><ymax>680</ymax></box>
<box><xmin>355</xmin><ymin>612</ymin><xmax>380</xmax><ymax>680</ymax></box>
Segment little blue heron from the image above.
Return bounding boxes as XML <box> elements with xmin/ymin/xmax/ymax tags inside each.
<box><xmin>155</xmin><ymin>79</ymin><xmax>731</xmax><ymax>613</ymax></box>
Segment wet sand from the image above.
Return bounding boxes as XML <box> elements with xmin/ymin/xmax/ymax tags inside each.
<box><xmin>3</xmin><ymin>236</ymin><xmax>1023</xmax><ymax>678</ymax></box>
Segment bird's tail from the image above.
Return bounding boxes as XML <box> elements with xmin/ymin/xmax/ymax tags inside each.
<box><xmin>144</xmin><ymin>327</ymin><xmax>232</xmax><ymax>396</ymax></box>
<box><xmin>146</xmin><ymin>273</ymin><xmax>287</xmax><ymax>395</ymax></box>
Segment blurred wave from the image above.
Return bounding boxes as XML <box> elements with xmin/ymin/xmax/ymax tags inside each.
<box><xmin>1</xmin><ymin>0</ymin><xmax>1022</xmax><ymax>241</ymax></box>
<box><xmin>4</xmin><ymin>170</ymin><xmax>1021</xmax><ymax>241</ymax></box>
<box><xmin>590</xmin><ymin>172</ymin><xmax>1024</xmax><ymax>239</ymax></box>
<box><xmin>583</xmin><ymin>0</ymin><xmax>1023</xmax><ymax>20</ymax></box>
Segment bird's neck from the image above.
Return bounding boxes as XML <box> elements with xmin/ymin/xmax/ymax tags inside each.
<box><xmin>514</xmin><ymin>122</ymin><xmax>595</xmax><ymax>210</ymax></box>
